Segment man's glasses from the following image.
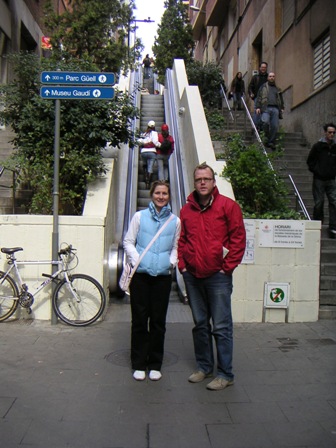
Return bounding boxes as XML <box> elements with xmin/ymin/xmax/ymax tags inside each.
<box><xmin>327</xmin><ymin>131</ymin><xmax>336</xmax><ymax>134</ymax></box>
<box><xmin>194</xmin><ymin>177</ymin><xmax>214</xmax><ymax>184</ymax></box>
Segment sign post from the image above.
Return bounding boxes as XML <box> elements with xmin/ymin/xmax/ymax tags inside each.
<box><xmin>51</xmin><ymin>99</ymin><xmax>60</xmax><ymax>324</ymax></box>
<box><xmin>40</xmin><ymin>71</ymin><xmax>115</xmax><ymax>324</ymax></box>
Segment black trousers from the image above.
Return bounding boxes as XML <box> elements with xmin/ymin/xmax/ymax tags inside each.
<box><xmin>130</xmin><ymin>272</ymin><xmax>172</xmax><ymax>371</ymax></box>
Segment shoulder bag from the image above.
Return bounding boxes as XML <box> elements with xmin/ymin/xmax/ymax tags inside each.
<box><xmin>119</xmin><ymin>214</ymin><xmax>174</xmax><ymax>292</ymax></box>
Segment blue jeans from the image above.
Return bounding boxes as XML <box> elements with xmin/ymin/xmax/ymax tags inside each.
<box><xmin>261</xmin><ymin>106</ymin><xmax>279</xmax><ymax>145</ymax></box>
<box><xmin>143</xmin><ymin>67</ymin><xmax>152</xmax><ymax>79</ymax></box>
<box><xmin>141</xmin><ymin>152</ymin><xmax>156</xmax><ymax>174</ymax></box>
<box><xmin>253</xmin><ymin>98</ymin><xmax>262</xmax><ymax>130</ymax></box>
<box><xmin>312</xmin><ymin>177</ymin><xmax>336</xmax><ymax>230</ymax></box>
<box><xmin>156</xmin><ymin>154</ymin><xmax>169</xmax><ymax>180</ymax></box>
<box><xmin>182</xmin><ymin>271</ymin><xmax>234</xmax><ymax>381</ymax></box>
<box><xmin>233</xmin><ymin>92</ymin><xmax>243</xmax><ymax>110</ymax></box>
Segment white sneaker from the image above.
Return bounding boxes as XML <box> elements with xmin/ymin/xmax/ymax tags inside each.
<box><xmin>149</xmin><ymin>370</ymin><xmax>162</xmax><ymax>381</ymax></box>
<box><xmin>133</xmin><ymin>370</ymin><xmax>146</xmax><ymax>381</ymax></box>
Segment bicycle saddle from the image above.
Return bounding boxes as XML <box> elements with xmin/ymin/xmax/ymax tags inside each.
<box><xmin>1</xmin><ymin>247</ymin><xmax>23</xmax><ymax>254</ymax></box>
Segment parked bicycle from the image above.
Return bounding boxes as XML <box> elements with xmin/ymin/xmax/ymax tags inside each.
<box><xmin>0</xmin><ymin>244</ymin><xmax>106</xmax><ymax>326</ymax></box>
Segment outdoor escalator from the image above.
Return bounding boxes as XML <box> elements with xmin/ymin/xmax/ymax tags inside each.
<box><xmin>110</xmin><ymin>68</ymin><xmax>187</xmax><ymax>303</ymax></box>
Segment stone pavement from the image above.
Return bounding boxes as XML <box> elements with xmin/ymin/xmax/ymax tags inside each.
<box><xmin>0</xmin><ymin>300</ymin><xmax>336</xmax><ymax>448</ymax></box>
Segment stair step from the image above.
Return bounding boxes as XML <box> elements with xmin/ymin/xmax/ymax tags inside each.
<box><xmin>320</xmin><ymin>276</ymin><xmax>336</xmax><ymax>290</ymax></box>
<box><xmin>319</xmin><ymin>291</ymin><xmax>336</xmax><ymax>306</ymax></box>
<box><xmin>319</xmin><ymin>306</ymin><xmax>336</xmax><ymax>319</ymax></box>
<box><xmin>320</xmin><ymin>263</ymin><xmax>336</xmax><ymax>276</ymax></box>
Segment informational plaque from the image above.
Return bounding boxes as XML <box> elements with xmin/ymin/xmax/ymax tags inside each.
<box><xmin>242</xmin><ymin>219</ymin><xmax>255</xmax><ymax>264</ymax></box>
<box><xmin>259</xmin><ymin>220</ymin><xmax>305</xmax><ymax>248</ymax></box>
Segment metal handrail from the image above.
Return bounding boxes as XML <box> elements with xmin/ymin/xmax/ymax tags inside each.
<box><xmin>165</xmin><ymin>69</ymin><xmax>186</xmax><ymax>211</ymax></box>
<box><xmin>239</xmin><ymin>97</ymin><xmax>310</xmax><ymax>219</ymax></box>
<box><xmin>288</xmin><ymin>174</ymin><xmax>311</xmax><ymax>220</ymax></box>
<box><xmin>165</xmin><ymin>68</ymin><xmax>188</xmax><ymax>303</ymax></box>
<box><xmin>115</xmin><ymin>67</ymin><xmax>142</xmax><ymax>296</ymax></box>
<box><xmin>221</xmin><ymin>84</ymin><xmax>234</xmax><ymax>122</ymax></box>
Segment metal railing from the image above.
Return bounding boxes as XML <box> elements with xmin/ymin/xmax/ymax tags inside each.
<box><xmin>237</xmin><ymin>97</ymin><xmax>311</xmax><ymax>220</ymax></box>
<box><xmin>288</xmin><ymin>174</ymin><xmax>311</xmax><ymax>220</ymax></box>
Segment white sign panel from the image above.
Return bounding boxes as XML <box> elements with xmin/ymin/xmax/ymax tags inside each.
<box><xmin>259</xmin><ymin>220</ymin><xmax>305</xmax><ymax>248</ymax></box>
<box><xmin>264</xmin><ymin>282</ymin><xmax>290</xmax><ymax>308</ymax></box>
<box><xmin>242</xmin><ymin>219</ymin><xmax>255</xmax><ymax>264</ymax></box>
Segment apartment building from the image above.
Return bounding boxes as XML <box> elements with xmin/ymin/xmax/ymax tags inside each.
<box><xmin>186</xmin><ymin>0</ymin><xmax>336</xmax><ymax>145</ymax></box>
<box><xmin>0</xmin><ymin>0</ymin><xmax>71</xmax><ymax>84</ymax></box>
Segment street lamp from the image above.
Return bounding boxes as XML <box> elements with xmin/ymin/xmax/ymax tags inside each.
<box><xmin>129</xmin><ymin>17</ymin><xmax>155</xmax><ymax>60</ymax></box>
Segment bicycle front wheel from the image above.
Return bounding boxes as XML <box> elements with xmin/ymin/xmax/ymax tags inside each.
<box><xmin>52</xmin><ymin>274</ymin><xmax>106</xmax><ymax>327</ymax></box>
<box><xmin>0</xmin><ymin>271</ymin><xmax>19</xmax><ymax>322</ymax></box>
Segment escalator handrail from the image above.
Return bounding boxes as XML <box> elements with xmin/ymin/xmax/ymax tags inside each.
<box><xmin>165</xmin><ymin>68</ymin><xmax>186</xmax><ymax>210</ymax></box>
<box><xmin>116</xmin><ymin>68</ymin><xmax>142</xmax><ymax>294</ymax></box>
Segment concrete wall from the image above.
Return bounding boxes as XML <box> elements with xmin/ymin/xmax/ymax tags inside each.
<box><xmin>234</xmin><ymin>220</ymin><xmax>320</xmax><ymax>323</ymax></box>
<box><xmin>0</xmin><ymin>159</ymin><xmax>116</xmax><ymax>321</ymax></box>
<box><xmin>172</xmin><ymin>59</ymin><xmax>235</xmax><ymax>199</ymax></box>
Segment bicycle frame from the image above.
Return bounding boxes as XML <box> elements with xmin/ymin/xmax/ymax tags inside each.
<box><xmin>1</xmin><ymin>255</ymin><xmax>70</xmax><ymax>301</ymax></box>
<box><xmin>0</xmin><ymin>245</ymin><xmax>106</xmax><ymax>326</ymax></box>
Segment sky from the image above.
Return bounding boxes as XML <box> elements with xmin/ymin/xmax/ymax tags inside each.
<box><xmin>133</xmin><ymin>0</ymin><xmax>165</xmax><ymax>58</ymax></box>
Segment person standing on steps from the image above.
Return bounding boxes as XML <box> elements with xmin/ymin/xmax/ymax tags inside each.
<box><xmin>142</xmin><ymin>54</ymin><xmax>152</xmax><ymax>79</ymax></box>
<box><xmin>157</xmin><ymin>124</ymin><xmax>175</xmax><ymax>181</ymax></box>
<box><xmin>230</xmin><ymin>72</ymin><xmax>245</xmax><ymax>111</ymax></box>
<box><xmin>123</xmin><ymin>180</ymin><xmax>181</xmax><ymax>381</ymax></box>
<box><xmin>255</xmin><ymin>72</ymin><xmax>284</xmax><ymax>150</ymax></box>
<box><xmin>307</xmin><ymin>122</ymin><xmax>336</xmax><ymax>239</ymax></box>
<box><xmin>178</xmin><ymin>163</ymin><xmax>246</xmax><ymax>391</ymax></box>
<box><xmin>137</xmin><ymin>120</ymin><xmax>159</xmax><ymax>189</ymax></box>
<box><xmin>248</xmin><ymin>61</ymin><xmax>268</xmax><ymax>131</ymax></box>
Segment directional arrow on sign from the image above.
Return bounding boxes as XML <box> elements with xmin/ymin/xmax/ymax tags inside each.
<box><xmin>40</xmin><ymin>71</ymin><xmax>115</xmax><ymax>85</ymax></box>
<box><xmin>40</xmin><ymin>86</ymin><xmax>115</xmax><ymax>100</ymax></box>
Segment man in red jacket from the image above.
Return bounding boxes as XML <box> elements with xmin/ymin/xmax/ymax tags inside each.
<box><xmin>178</xmin><ymin>163</ymin><xmax>246</xmax><ymax>390</ymax></box>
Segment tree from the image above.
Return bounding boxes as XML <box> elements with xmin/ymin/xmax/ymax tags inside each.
<box><xmin>0</xmin><ymin>0</ymin><xmax>142</xmax><ymax>215</ymax></box>
<box><xmin>221</xmin><ymin>134</ymin><xmax>301</xmax><ymax>219</ymax></box>
<box><xmin>186</xmin><ymin>61</ymin><xmax>224</xmax><ymax>109</ymax></box>
<box><xmin>153</xmin><ymin>0</ymin><xmax>194</xmax><ymax>84</ymax></box>
<box><xmin>0</xmin><ymin>53</ymin><xmax>138</xmax><ymax>215</ymax></box>
<box><xmin>44</xmin><ymin>0</ymin><xmax>139</xmax><ymax>73</ymax></box>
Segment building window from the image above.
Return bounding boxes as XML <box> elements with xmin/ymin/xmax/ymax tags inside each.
<box><xmin>313</xmin><ymin>34</ymin><xmax>330</xmax><ymax>90</ymax></box>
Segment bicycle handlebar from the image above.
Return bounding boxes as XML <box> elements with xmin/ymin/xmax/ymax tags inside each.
<box><xmin>58</xmin><ymin>245</ymin><xmax>76</xmax><ymax>256</ymax></box>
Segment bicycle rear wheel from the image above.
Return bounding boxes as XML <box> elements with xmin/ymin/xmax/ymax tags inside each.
<box><xmin>0</xmin><ymin>271</ymin><xmax>19</xmax><ymax>322</ymax></box>
<box><xmin>52</xmin><ymin>274</ymin><xmax>106</xmax><ymax>327</ymax></box>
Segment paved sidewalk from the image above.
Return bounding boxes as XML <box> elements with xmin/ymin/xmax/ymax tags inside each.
<box><xmin>0</xmin><ymin>301</ymin><xmax>336</xmax><ymax>448</ymax></box>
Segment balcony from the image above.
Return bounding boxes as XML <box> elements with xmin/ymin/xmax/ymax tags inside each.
<box><xmin>189</xmin><ymin>0</ymin><xmax>229</xmax><ymax>38</ymax></box>
<box><xmin>206</xmin><ymin>0</ymin><xmax>229</xmax><ymax>26</ymax></box>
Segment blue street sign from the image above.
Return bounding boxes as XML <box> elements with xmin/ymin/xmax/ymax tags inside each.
<box><xmin>41</xmin><ymin>71</ymin><xmax>115</xmax><ymax>85</ymax></box>
<box><xmin>40</xmin><ymin>86</ymin><xmax>115</xmax><ymax>100</ymax></box>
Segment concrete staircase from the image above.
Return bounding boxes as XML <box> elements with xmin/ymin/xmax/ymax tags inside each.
<box><xmin>276</xmin><ymin>133</ymin><xmax>336</xmax><ymax>319</ymax></box>
<box><xmin>215</xmin><ymin>110</ymin><xmax>336</xmax><ymax>319</ymax></box>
